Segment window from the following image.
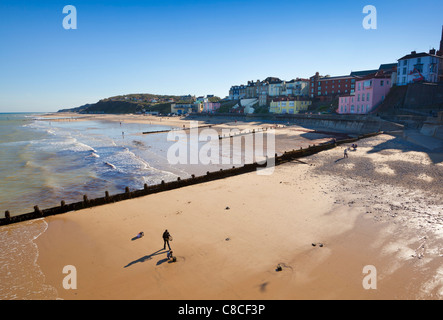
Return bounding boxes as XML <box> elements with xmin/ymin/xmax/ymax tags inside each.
<box><xmin>358</xmin><ymin>83</ymin><xmax>361</xmax><ymax>91</ymax></box>
<box><xmin>380</xmin><ymin>80</ymin><xmax>384</xmax><ymax>86</ymax></box>
<box><xmin>403</xmin><ymin>60</ymin><xmax>407</xmax><ymax>66</ymax></box>
<box><xmin>414</xmin><ymin>64</ymin><xmax>423</xmax><ymax>73</ymax></box>
<box><xmin>362</xmin><ymin>94</ymin><xmax>365</xmax><ymax>101</ymax></box>
<box><xmin>357</xmin><ymin>94</ymin><xmax>360</xmax><ymax>102</ymax></box>
<box><xmin>403</xmin><ymin>67</ymin><xmax>407</xmax><ymax>75</ymax></box>
<box><xmin>367</xmin><ymin>93</ymin><xmax>370</xmax><ymax>101</ymax></box>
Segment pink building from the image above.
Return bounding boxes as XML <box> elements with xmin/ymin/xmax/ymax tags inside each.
<box><xmin>337</xmin><ymin>72</ymin><xmax>392</xmax><ymax>114</ymax></box>
<box><xmin>202</xmin><ymin>102</ymin><xmax>221</xmax><ymax>113</ymax></box>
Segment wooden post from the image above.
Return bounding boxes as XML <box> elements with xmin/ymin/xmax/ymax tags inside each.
<box><xmin>5</xmin><ymin>210</ymin><xmax>10</xmax><ymax>220</ymax></box>
<box><xmin>83</xmin><ymin>195</ymin><xmax>88</xmax><ymax>206</ymax></box>
<box><xmin>61</xmin><ymin>200</ymin><xmax>66</xmax><ymax>208</ymax></box>
<box><xmin>34</xmin><ymin>205</ymin><xmax>42</xmax><ymax>216</ymax></box>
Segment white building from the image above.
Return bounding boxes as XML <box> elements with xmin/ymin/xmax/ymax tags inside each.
<box><xmin>282</xmin><ymin>79</ymin><xmax>310</xmax><ymax>96</ymax></box>
<box><xmin>397</xmin><ymin>50</ymin><xmax>442</xmax><ymax>85</ymax></box>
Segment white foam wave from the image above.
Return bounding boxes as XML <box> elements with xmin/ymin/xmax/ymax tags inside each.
<box><xmin>0</xmin><ymin>219</ymin><xmax>59</xmax><ymax>300</ymax></box>
<box><xmin>31</xmin><ymin>137</ymin><xmax>97</xmax><ymax>154</ymax></box>
<box><xmin>88</xmin><ymin>152</ymin><xmax>100</xmax><ymax>158</ymax></box>
<box><xmin>104</xmin><ymin>147</ymin><xmax>152</xmax><ymax>173</ymax></box>
<box><xmin>105</xmin><ymin>162</ymin><xmax>117</xmax><ymax>169</ymax></box>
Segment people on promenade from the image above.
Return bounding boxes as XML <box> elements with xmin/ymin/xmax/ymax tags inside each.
<box><xmin>163</xmin><ymin>229</ymin><xmax>172</xmax><ymax>250</ymax></box>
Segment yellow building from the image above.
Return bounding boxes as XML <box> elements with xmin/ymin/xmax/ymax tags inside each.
<box><xmin>269</xmin><ymin>98</ymin><xmax>311</xmax><ymax>114</ymax></box>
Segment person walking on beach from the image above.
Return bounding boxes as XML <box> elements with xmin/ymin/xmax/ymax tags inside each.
<box><xmin>344</xmin><ymin>148</ymin><xmax>348</xmax><ymax>158</ymax></box>
<box><xmin>163</xmin><ymin>229</ymin><xmax>172</xmax><ymax>250</ymax></box>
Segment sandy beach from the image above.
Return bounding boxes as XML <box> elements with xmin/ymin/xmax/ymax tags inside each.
<box><xmin>2</xmin><ymin>114</ymin><xmax>442</xmax><ymax>300</ymax></box>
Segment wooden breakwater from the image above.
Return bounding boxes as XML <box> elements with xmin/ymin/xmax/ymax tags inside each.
<box><xmin>218</xmin><ymin>126</ymin><xmax>282</xmax><ymax>139</ymax></box>
<box><xmin>0</xmin><ymin>131</ymin><xmax>382</xmax><ymax>226</ymax></box>
<box><xmin>142</xmin><ymin>124</ymin><xmax>214</xmax><ymax>135</ymax></box>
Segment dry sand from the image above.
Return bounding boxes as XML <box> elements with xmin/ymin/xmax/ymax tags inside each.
<box><xmin>30</xmin><ymin>116</ymin><xmax>443</xmax><ymax>300</ymax></box>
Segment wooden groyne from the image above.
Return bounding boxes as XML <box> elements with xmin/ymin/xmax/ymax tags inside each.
<box><xmin>218</xmin><ymin>126</ymin><xmax>281</xmax><ymax>139</ymax></box>
<box><xmin>142</xmin><ymin>124</ymin><xmax>214</xmax><ymax>135</ymax></box>
<box><xmin>0</xmin><ymin>131</ymin><xmax>381</xmax><ymax>226</ymax></box>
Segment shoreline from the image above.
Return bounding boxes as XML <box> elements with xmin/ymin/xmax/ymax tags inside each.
<box><xmin>33</xmin><ymin>132</ymin><xmax>443</xmax><ymax>300</ymax></box>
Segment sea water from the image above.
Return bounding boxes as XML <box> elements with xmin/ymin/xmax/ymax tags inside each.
<box><xmin>0</xmin><ymin>113</ymin><xmax>187</xmax><ymax>218</ymax></box>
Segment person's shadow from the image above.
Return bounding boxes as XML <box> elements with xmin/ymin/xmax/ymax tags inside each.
<box><xmin>124</xmin><ymin>248</ymin><xmax>167</xmax><ymax>268</ymax></box>
<box><xmin>156</xmin><ymin>258</ymin><xmax>169</xmax><ymax>266</ymax></box>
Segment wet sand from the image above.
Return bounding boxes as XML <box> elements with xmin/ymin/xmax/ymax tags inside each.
<box><xmin>31</xmin><ymin>120</ymin><xmax>443</xmax><ymax>299</ymax></box>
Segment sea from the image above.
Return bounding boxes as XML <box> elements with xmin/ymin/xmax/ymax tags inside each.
<box><xmin>0</xmin><ymin>113</ymin><xmax>194</xmax><ymax>218</ymax></box>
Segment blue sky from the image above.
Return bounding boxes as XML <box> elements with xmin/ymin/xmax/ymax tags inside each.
<box><xmin>0</xmin><ymin>0</ymin><xmax>442</xmax><ymax>112</ymax></box>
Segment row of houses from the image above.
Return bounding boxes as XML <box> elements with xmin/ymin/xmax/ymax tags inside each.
<box><xmin>227</xmin><ymin>26</ymin><xmax>443</xmax><ymax>115</ymax></box>
<box><xmin>171</xmin><ymin>96</ymin><xmax>221</xmax><ymax>115</ymax></box>
<box><xmin>229</xmin><ymin>77</ymin><xmax>310</xmax><ymax>105</ymax></box>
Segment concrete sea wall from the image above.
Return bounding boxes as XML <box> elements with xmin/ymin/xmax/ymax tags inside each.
<box><xmin>188</xmin><ymin>113</ymin><xmax>403</xmax><ymax>134</ymax></box>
